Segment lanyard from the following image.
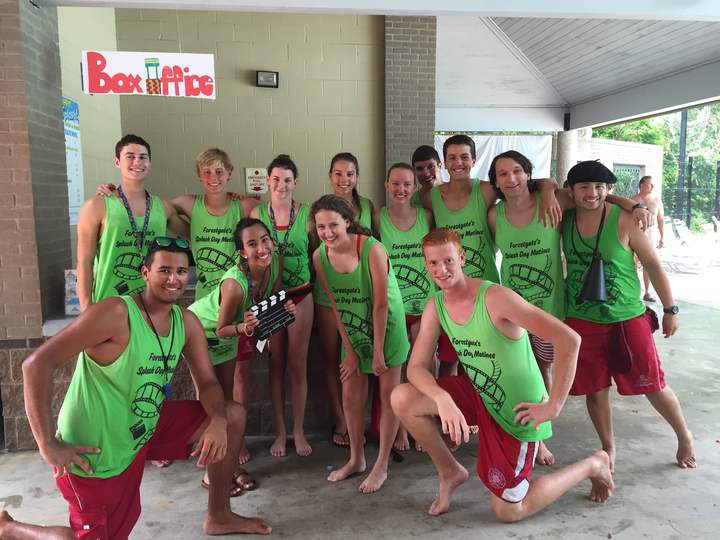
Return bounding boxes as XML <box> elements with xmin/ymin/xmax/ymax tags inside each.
<box><xmin>571</xmin><ymin>204</ymin><xmax>607</xmax><ymax>265</ymax></box>
<box><xmin>267</xmin><ymin>201</ymin><xmax>296</xmax><ymax>255</ymax></box>
<box><xmin>117</xmin><ymin>186</ymin><xmax>152</xmax><ymax>253</ymax></box>
<box><xmin>138</xmin><ymin>295</ymin><xmax>175</xmax><ymax>398</ymax></box>
<box><xmin>240</xmin><ymin>258</ymin><xmax>270</xmax><ymax>304</ymax></box>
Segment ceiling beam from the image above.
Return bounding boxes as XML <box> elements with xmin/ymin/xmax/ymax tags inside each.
<box><xmin>41</xmin><ymin>0</ymin><xmax>720</xmax><ymax>21</ymax></box>
<box><xmin>569</xmin><ymin>59</ymin><xmax>720</xmax><ymax>129</ymax></box>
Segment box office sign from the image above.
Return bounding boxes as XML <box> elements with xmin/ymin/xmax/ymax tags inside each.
<box><xmin>81</xmin><ymin>51</ymin><xmax>216</xmax><ymax>99</ymax></box>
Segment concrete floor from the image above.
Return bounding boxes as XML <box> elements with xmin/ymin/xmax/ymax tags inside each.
<box><xmin>1</xmin><ymin>299</ymin><xmax>719</xmax><ymax>539</ymax></box>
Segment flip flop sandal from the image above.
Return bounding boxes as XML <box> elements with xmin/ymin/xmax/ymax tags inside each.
<box><xmin>331</xmin><ymin>426</ymin><xmax>351</xmax><ymax>447</ymax></box>
<box><xmin>234</xmin><ymin>468</ymin><xmax>256</xmax><ymax>491</ymax></box>
<box><xmin>201</xmin><ymin>477</ymin><xmax>243</xmax><ymax>498</ymax></box>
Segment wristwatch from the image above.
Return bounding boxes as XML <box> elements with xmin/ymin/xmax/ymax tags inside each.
<box><xmin>632</xmin><ymin>203</ymin><xmax>648</xmax><ymax>211</ymax></box>
<box><xmin>663</xmin><ymin>305</ymin><xmax>679</xmax><ymax>315</ymax></box>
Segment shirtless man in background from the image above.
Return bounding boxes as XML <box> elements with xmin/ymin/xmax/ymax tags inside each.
<box><xmin>632</xmin><ymin>176</ymin><xmax>665</xmax><ymax>302</ymax></box>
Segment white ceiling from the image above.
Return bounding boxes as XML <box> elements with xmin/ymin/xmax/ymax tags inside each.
<box><xmin>495</xmin><ymin>17</ymin><xmax>720</xmax><ymax>105</ymax></box>
<box><xmin>436</xmin><ymin>15</ymin><xmax>720</xmax><ymax>130</ymax></box>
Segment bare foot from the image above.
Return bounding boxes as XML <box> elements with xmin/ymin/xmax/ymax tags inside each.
<box><xmin>394</xmin><ymin>428</ymin><xmax>410</xmax><ymax>452</ymax></box>
<box><xmin>238</xmin><ymin>445</ymin><xmax>251</xmax><ymax>465</ymax></box>
<box><xmin>0</xmin><ymin>510</ymin><xmax>15</xmax><ymax>535</ymax></box>
<box><xmin>358</xmin><ymin>466</ymin><xmax>388</xmax><ymax>494</ymax></box>
<box><xmin>204</xmin><ymin>512</ymin><xmax>271</xmax><ymax>535</ymax></box>
<box><xmin>428</xmin><ymin>463</ymin><xmax>469</xmax><ymax>516</ymax></box>
<box><xmin>270</xmin><ymin>435</ymin><xmax>286</xmax><ymax>457</ymax></box>
<box><xmin>677</xmin><ymin>431</ymin><xmax>697</xmax><ymax>469</ymax></box>
<box><xmin>414</xmin><ymin>440</ymin><xmax>425</xmax><ymax>453</ymax></box>
<box><xmin>151</xmin><ymin>459</ymin><xmax>172</xmax><ymax>468</ymax></box>
<box><xmin>588</xmin><ymin>450</ymin><xmax>615</xmax><ymax>503</ymax></box>
<box><xmin>327</xmin><ymin>458</ymin><xmax>366</xmax><ymax>482</ymax></box>
<box><xmin>294</xmin><ymin>431</ymin><xmax>313</xmax><ymax>457</ymax></box>
<box><xmin>535</xmin><ymin>440</ymin><xmax>555</xmax><ymax>466</ymax></box>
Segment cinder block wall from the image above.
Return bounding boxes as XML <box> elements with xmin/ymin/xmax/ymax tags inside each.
<box><xmin>57</xmin><ymin>7</ymin><xmax>122</xmax><ymax>262</ymax></box>
<box><xmin>116</xmin><ymin>10</ymin><xmax>386</xmax><ymax>205</ymax></box>
<box><xmin>384</xmin><ymin>16</ymin><xmax>436</xmax><ymax>169</ymax></box>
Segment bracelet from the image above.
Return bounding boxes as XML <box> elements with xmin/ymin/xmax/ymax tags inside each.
<box><xmin>241</xmin><ymin>323</ymin><xmax>254</xmax><ymax>337</ymax></box>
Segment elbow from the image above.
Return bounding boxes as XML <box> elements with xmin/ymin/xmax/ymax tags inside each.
<box><xmin>22</xmin><ymin>351</ymin><xmax>39</xmax><ymax>379</ymax></box>
<box><xmin>563</xmin><ymin>327</ymin><xmax>581</xmax><ymax>357</ymax></box>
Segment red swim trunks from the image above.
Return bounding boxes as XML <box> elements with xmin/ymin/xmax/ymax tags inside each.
<box><xmin>437</xmin><ymin>375</ymin><xmax>539</xmax><ymax>503</ymax></box>
<box><xmin>565</xmin><ymin>308</ymin><xmax>666</xmax><ymax>396</ymax></box>
<box><xmin>55</xmin><ymin>400</ymin><xmax>206</xmax><ymax>539</ymax></box>
<box><xmin>405</xmin><ymin>313</ymin><xmax>422</xmax><ymax>335</ymax></box>
<box><xmin>236</xmin><ymin>334</ymin><xmax>255</xmax><ymax>362</ymax></box>
<box><xmin>437</xmin><ymin>331</ymin><xmax>460</xmax><ymax>364</ymax></box>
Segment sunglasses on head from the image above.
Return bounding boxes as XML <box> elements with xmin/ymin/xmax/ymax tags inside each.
<box><xmin>150</xmin><ymin>236</ymin><xmax>190</xmax><ymax>250</ymax></box>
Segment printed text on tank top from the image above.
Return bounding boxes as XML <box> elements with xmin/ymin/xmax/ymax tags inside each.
<box><xmin>137</xmin><ymin>294</ymin><xmax>175</xmax><ymax>398</ymax></box>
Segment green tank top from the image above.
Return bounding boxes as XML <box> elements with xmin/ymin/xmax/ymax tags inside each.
<box><xmin>92</xmin><ymin>195</ymin><xmax>167</xmax><ymax>303</ymax></box>
<box><xmin>494</xmin><ymin>193</ymin><xmax>565</xmax><ymax>320</ymax></box>
<box><xmin>313</xmin><ymin>195</ymin><xmax>373</xmax><ymax>307</ymax></box>
<box><xmin>357</xmin><ymin>195</ymin><xmax>372</xmax><ymax>230</ymax></box>
<box><xmin>57</xmin><ymin>296</ymin><xmax>185</xmax><ymax>478</ymax></box>
<box><xmin>379</xmin><ymin>206</ymin><xmax>435</xmax><ymax>315</ymax></box>
<box><xmin>430</xmin><ymin>182</ymin><xmax>499</xmax><ymax>282</ymax></box>
<box><xmin>434</xmin><ymin>281</ymin><xmax>551</xmax><ymax>441</ymax></box>
<box><xmin>258</xmin><ymin>202</ymin><xmax>311</xmax><ymax>288</ymax></box>
<box><xmin>188</xmin><ymin>257</ymin><xmax>278</xmax><ymax>366</ymax></box>
<box><xmin>563</xmin><ymin>205</ymin><xmax>645</xmax><ymax>323</ymax></box>
<box><xmin>319</xmin><ymin>236</ymin><xmax>409</xmax><ymax>373</ymax></box>
<box><xmin>190</xmin><ymin>196</ymin><xmax>242</xmax><ymax>301</ymax></box>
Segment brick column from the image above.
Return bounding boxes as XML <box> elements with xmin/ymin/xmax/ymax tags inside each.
<box><xmin>0</xmin><ymin>0</ymin><xmax>70</xmax><ymax>450</ymax></box>
<box><xmin>384</xmin><ymin>16</ymin><xmax>436</xmax><ymax>169</ymax></box>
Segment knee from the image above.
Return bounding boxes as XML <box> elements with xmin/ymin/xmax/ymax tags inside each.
<box><xmin>287</xmin><ymin>359</ymin><xmax>307</xmax><ymax>380</ymax></box>
<box><xmin>390</xmin><ymin>383</ymin><xmax>413</xmax><ymax>416</ymax></box>
<box><xmin>491</xmin><ymin>498</ymin><xmax>524</xmax><ymax>523</ymax></box>
<box><xmin>225</xmin><ymin>400</ymin><xmax>247</xmax><ymax>430</ymax></box>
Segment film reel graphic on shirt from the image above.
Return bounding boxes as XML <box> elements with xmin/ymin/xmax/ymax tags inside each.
<box><xmin>394</xmin><ymin>264</ymin><xmax>432</xmax><ymax>313</ymax></box>
<box><xmin>129</xmin><ymin>381</ymin><xmax>165</xmax><ymax>450</ymax></box>
<box><xmin>569</xmin><ymin>262</ymin><xmax>619</xmax><ymax>319</ymax></box>
<box><xmin>339</xmin><ymin>307</ymin><xmax>373</xmax><ymax>360</ymax></box>
<box><xmin>507</xmin><ymin>254</ymin><xmax>553</xmax><ymax>310</ymax></box>
<box><xmin>463</xmin><ymin>246</ymin><xmax>487</xmax><ymax>279</ymax></box>
<box><xmin>129</xmin><ymin>421</ymin><xmax>155</xmax><ymax>451</ymax></box>
<box><xmin>463</xmin><ymin>360</ymin><xmax>506</xmax><ymax>413</ymax></box>
<box><xmin>282</xmin><ymin>257</ymin><xmax>306</xmax><ymax>288</ymax></box>
<box><xmin>206</xmin><ymin>336</ymin><xmax>235</xmax><ymax>359</ymax></box>
<box><xmin>195</xmin><ymin>247</ymin><xmax>236</xmax><ymax>291</ymax></box>
<box><xmin>112</xmin><ymin>252</ymin><xmax>145</xmax><ymax>295</ymax></box>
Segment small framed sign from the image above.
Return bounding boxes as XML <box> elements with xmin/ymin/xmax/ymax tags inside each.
<box><xmin>245</xmin><ymin>167</ymin><xmax>268</xmax><ymax>194</ymax></box>
<box><xmin>256</xmin><ymin>70</ymin><xmax>279</xmax><ymax>88</ymax></box>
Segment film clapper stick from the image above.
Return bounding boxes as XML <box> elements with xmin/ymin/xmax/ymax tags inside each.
<box><xmin>249</xmin><ymin>284</ymin><xmax>311</xmax><ymax>351</ymax></box>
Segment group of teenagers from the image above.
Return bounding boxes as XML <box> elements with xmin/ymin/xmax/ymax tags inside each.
<box><xmin>0</xmin><ymin>133</ymin><xmax>697</xmax><ymax>539</ymax></box>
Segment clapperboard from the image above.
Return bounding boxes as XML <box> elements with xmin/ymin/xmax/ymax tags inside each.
<box><xmin>249</xmin><ymin>290</ymin><xmax>295</xmax><ymax>342</ymax></box>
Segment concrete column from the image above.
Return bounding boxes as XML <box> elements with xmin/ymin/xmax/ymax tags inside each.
<box><xmin>556</xmin><ymin>129</ymin><xmax>579</xmax><ymax>184</ymax></box>
<box><xmin>385</xmin><ymin>16</ymin><xmax>436</xmax><ymax>170</ymax></box>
